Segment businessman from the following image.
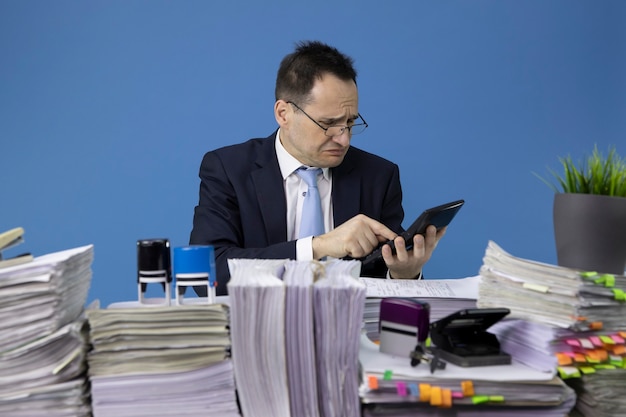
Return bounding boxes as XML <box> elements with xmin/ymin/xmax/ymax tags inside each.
<box><xmin>190</xmin><ymin>40</ymin><xmax>445</xmax><ymax>296</ymax></box>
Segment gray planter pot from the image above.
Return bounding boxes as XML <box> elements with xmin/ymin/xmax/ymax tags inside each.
<box><xmin>553</xmin><ymin>193</ymin><xmax>626</xmax><ymax>275</ymax></box>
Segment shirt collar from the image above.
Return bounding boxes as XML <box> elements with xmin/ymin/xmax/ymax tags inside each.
<box><xmin>275</xmin><ymin>129</ymin><xmax>330</xmax><ymax>180</ymax></box>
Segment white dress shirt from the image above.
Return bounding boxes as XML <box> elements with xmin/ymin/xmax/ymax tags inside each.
<box><xmin>275</xmin><ymin>130</ymin><xmax>333</xmax><ymax>260</ymax></box>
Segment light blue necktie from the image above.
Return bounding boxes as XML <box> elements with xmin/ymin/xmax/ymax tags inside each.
<box><xmin>296</xmin><ymin>167</ymin><xmax>324</xmax><ymax>238</ymax></box>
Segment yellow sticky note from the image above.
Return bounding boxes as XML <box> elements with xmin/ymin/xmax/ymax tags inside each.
<box><xmin>522</xmin><ymin>282</ymin><xmax>549</xmax><ymax>293</ymax></box>
<box><xmin>461</xmin><ymin>380</ymin><xmax>474</xmax><ymax>397</ymax></box>
<box><xmin>442</xmin><ymin>389</ymin><xmax>452</xmax><ymax>408</ymax></box>
<box><xmin>419</xmin><ymin>384</ymin><xmax>431</xmax><ymax>402</ymax></box>
<box><xmin>430</xmin><ymin>386</ymin><xmax>443</xmax><ymax>406</ymax></box>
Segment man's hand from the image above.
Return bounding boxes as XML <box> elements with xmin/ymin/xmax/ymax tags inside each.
<box><xmin>312</xmin><ymin>214</ymin><xmax>397</xmax><ymax>260</ymax></box>
<box><xmin>382</xmin><ymin>225</ymin><xmax>446</xmax><ymax>279</ymax></box>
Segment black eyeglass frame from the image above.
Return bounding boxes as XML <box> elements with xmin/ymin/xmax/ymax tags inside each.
<box><xmin>287</xmin><ymin>101</ymin><xmax>368</xmax><ymax>137</ymax></box>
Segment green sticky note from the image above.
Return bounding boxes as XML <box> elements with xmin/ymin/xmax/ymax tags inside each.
<box><xmin>579</xmin><ymin>366</ymin><xmax>596</xmax><ymax>374</ymax></box>
<box><xmin>601</xmin><ymin>274</ymin><xmax>615</xmax><ymax>287</ymax></box>
<box><xmin>383</xmin><ymin>370</ymin><xmax>393</xmax><ymax>380</ymax></box>
<box><xmin>472</xmin><ymin>396</ymin><xmax>489</xmax><ymax>405</ymax></box>
<box><xmin>612</xmin><ymin>288</ymin><xmax>626</xmax><ymax>301</ymax></box>
<box><xmin>600</xmin><ymin>335</ymin><xmax>615</xmax><ymax>344</ymax></box>
<box><xmin>558</xmin><ymin>367</ymin><xmax>581</xmax><ymax>379</ymax></box>
<box><xmin>489</xmin><ymin>396</ymin><xmax>505</xmax><ymax>402</ymax></box>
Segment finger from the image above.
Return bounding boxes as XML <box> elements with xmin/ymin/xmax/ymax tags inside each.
<box><xmin>365</xmin><ymin>218</ymin><xmax>397</xmax><ymax>242</ymax></box>
<box><xmin>425</xmin><ymin>225</ymin><xmax>438</xmax><ymax>239</ymax></box>
<box><xmin>392</xmin><ymin>236</ymin><xmax>409</xmax><ymax>262</ymax></box>
<box><xmin>381</xmin><ymin>242</ymin><xmax>395</xmax><ymax>265</ymax></box>
<box><xmin>412</xmin><ymin>233</ymin><xmax>426</xmax><ymax>257</ymax></box>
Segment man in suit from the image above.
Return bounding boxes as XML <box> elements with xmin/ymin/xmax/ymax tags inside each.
<box><xmin>190</xmin><ymin>40</ymin><xmax>445</xmax><ymax>296</ymax></box>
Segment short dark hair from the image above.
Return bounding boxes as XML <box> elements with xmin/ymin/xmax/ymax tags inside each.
<box><xmin>275</xmin><ymin>40</ymin><xmax>357</xmax><ymax>104</ymax></box>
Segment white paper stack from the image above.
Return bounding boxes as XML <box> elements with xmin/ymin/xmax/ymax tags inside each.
<box><xmin>478</xmin><ymin>240</ymin><xmax>626</xmax><ymax>330</ymax></box>
<box><xmin>86</xmin><ymin>304</ymin><xmax>238</xmax><ymax>417</ymax></box>
<box><xmin>283</xmin><ymin>260</ymin><xmax>321</xmax><ymax>417</ymax></box>
<box><xmin>567</xmin><ymin>369</ymin><xmax>626</xmax><ymax>417</ymax></box>
<box><xmin>360</xmin><ymin>277</ymin><xmax>479</xmax><ymax>342</ymax></box>
<box><xmin>313</xmin><ymin>259</ymin><xmax>365</xmax><ymax>417</ymax></box>
<box><xmin>478</xmin><ymin>241</ymin><xmax>626</xmax><ymax>416</ymax></box>
<box><xmin>227</xmin><ymin>258</ymin><xmax>368</xmax><ymax>417</ymax></box>
<box><xmin>0</xmin><ymin>245</ymin><xmax>94</xmax><ymax>416</ymax></box>
<box><xmin>359</xmin><ymin>333</ymin><xmax>576</xmax><ymax>416</ymax></box>
<box><xmin>227</xmin><ymin>258</ymin><xmax>290</xmax><ymax>417</ymax></box>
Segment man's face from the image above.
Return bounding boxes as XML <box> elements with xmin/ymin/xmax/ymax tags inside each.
<box><xmin>276</xmin><ymin>74</ymin><xmax>359</xmax><ymax>168</ymax></box>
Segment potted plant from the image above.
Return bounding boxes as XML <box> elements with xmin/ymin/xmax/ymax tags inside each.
<box><xmin>536</xmin><ymin>145</ymin><xmax>626</xmax><ymax>275</ymax></box>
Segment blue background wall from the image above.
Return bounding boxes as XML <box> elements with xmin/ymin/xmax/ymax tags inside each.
<box><xmin>1</xmin><ymin>1</ymin><xmax>624</xmax><ymax>307</ymax></box>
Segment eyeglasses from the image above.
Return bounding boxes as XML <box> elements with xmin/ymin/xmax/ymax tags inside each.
<box><xmin>287</xmin><ymin>101</ymin><xmax>368</xmax><ymax>137</ymax></box>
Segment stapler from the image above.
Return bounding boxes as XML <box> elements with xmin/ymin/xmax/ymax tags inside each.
<box><xmin>0</xmin><ymin>227</ymin><xmax>33</xmax><ymax>269</ymax></box>
<box><xmin>430</xmin><ymin>307</ymin><xmax>512</xmax><ymax>367</ymax></box>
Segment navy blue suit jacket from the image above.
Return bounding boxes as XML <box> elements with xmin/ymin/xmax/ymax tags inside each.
<box><xmin>190</xmin><ymin>131</ymin><xmax>405</xmax><ymax>295</ymax></box>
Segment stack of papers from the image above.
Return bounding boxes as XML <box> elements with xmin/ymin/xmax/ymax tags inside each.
<box><xmin>567</xmin><ymin>368</ymin><xmax>626</xmax><ymax>417</ymax></box>
<box><xmin>313</xmin><ymin>260</ymin><xmax>365</xmax><ymax>417</ymax></box>
<box><xmin>0</xmin><ymin>245</ymin><xmax>94</xmax><ymax>416</ymax></box>
<box><xmin>227</xmin><ymin>258</ymin><xmax>367</xmax><ymax>417</ymax></box>
<box><xmin>490</xmin><ymin>318</ymin><xmax>626</xmax><ymax>416</ymax></box>
<box><xmin>479</xmin><ymin>240</ymin><xmax>626</xmax><ymax>330</ymax></box>
<box><xmin>283</xmin><ymin>260</ymin><xmax>320</xmax><ymax>417</ymax></box>
<box><xmin>359</xmin><ymin>333</ymin><xmax>576</xmax><ymax>416</ymax></box>
<box><xmin>227</xmin><ymin>259</ymin><xmax>290</xmax><ymax>417</ymax></box>
<box><xmin>360</xmin><ymin>277</ymin><xmax>479</xmax><ymax>341</ymax></box>
<box><xmin>86</xmin><ymin>304</ymin><xmax>238</xmax><ymax>417</ymax></box>
<box><xmin>478</xmin><ymin>241</ymin><xmax>626</xmax><ymax>416</ymax></box>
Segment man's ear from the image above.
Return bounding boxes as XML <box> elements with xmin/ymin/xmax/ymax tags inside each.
<box><xmin>274</xmin><ymin>100</ymin><xmax>290</xmax><ymax>127</ymax></box>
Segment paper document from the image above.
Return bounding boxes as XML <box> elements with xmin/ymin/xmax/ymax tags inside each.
<box><xmin>359</xmin><ymin>276</ymin><xmax>480</xmax><ymax>299</ymax></box>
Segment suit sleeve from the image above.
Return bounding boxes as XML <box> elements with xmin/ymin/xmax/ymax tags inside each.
<box><xmin>189</xmin><ymin>151</ymin><xmax>295</xmax><ymax>296</ymax></box>
<box><xmin>360</xmin><ymin>162</ymin><xmax>405</xmax><ymax>278</ymax></box>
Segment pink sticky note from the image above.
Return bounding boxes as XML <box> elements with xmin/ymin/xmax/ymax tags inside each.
<box><xmin>589</xmin><ymin>336</ymin><xmax>603</xmax><ymax>347</ymax></box>
<box><xmin>396</xmin><ymin>382</ymin><xmax>407</xmax><ymax>397</ymax></box>
<box><xmin>565</xmin><ymin>339</ymin><xmax>581</xmax><ymax>347</ymax></box>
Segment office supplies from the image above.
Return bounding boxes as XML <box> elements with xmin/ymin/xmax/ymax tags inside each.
<box><xmin>136</xmin><ymin>238</ymin><xmax>172</xmax><ymax>305</ymax></box>
<box><xmin>361</xmin><ymin>199</ymin><xmax>464</xmax><ymax>267</ymax></box>
<box><xmin>379</xmin><ymin>298</ymin><xmax>430</xmax><ymax>358</ymax></box>
<box><xmin>430</xmin><ymin>308</ymin><xmax>512</xmax><ymax>367</ymax></box>
<box><xmin>0</xmin><ymin>227</ymin><xmax>34</xmax><ymax>269</ymax></box>
<box><xmin>359</xmin><ymin>332</ymin><xmax>576</xmax><ymax>415</ymax></box>
<box><xmin>173</xmin><ymin>245</ymin><xmax>217</xmax><ymax>304</ymax></box>
<box><xmin>0</xmin><ymin>227</ymin><xmax>24</xmax><ymax>251</ymax></box>
<box><xmin>378</xmin><ymin>297</ymin><xmax>446</xmax><ymax>373</ymax></box>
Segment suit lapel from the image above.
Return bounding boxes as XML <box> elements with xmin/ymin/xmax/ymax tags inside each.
<box><xmin>251</xmin><ymin>133</ymin><xmax>289</xmax><ymax>243</ymax></box>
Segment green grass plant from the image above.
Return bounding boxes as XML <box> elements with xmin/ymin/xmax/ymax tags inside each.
<box><xmin>535</xmin><ymin>145</ymin><xmax>626</xmax><ymax>197</ymax></box>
